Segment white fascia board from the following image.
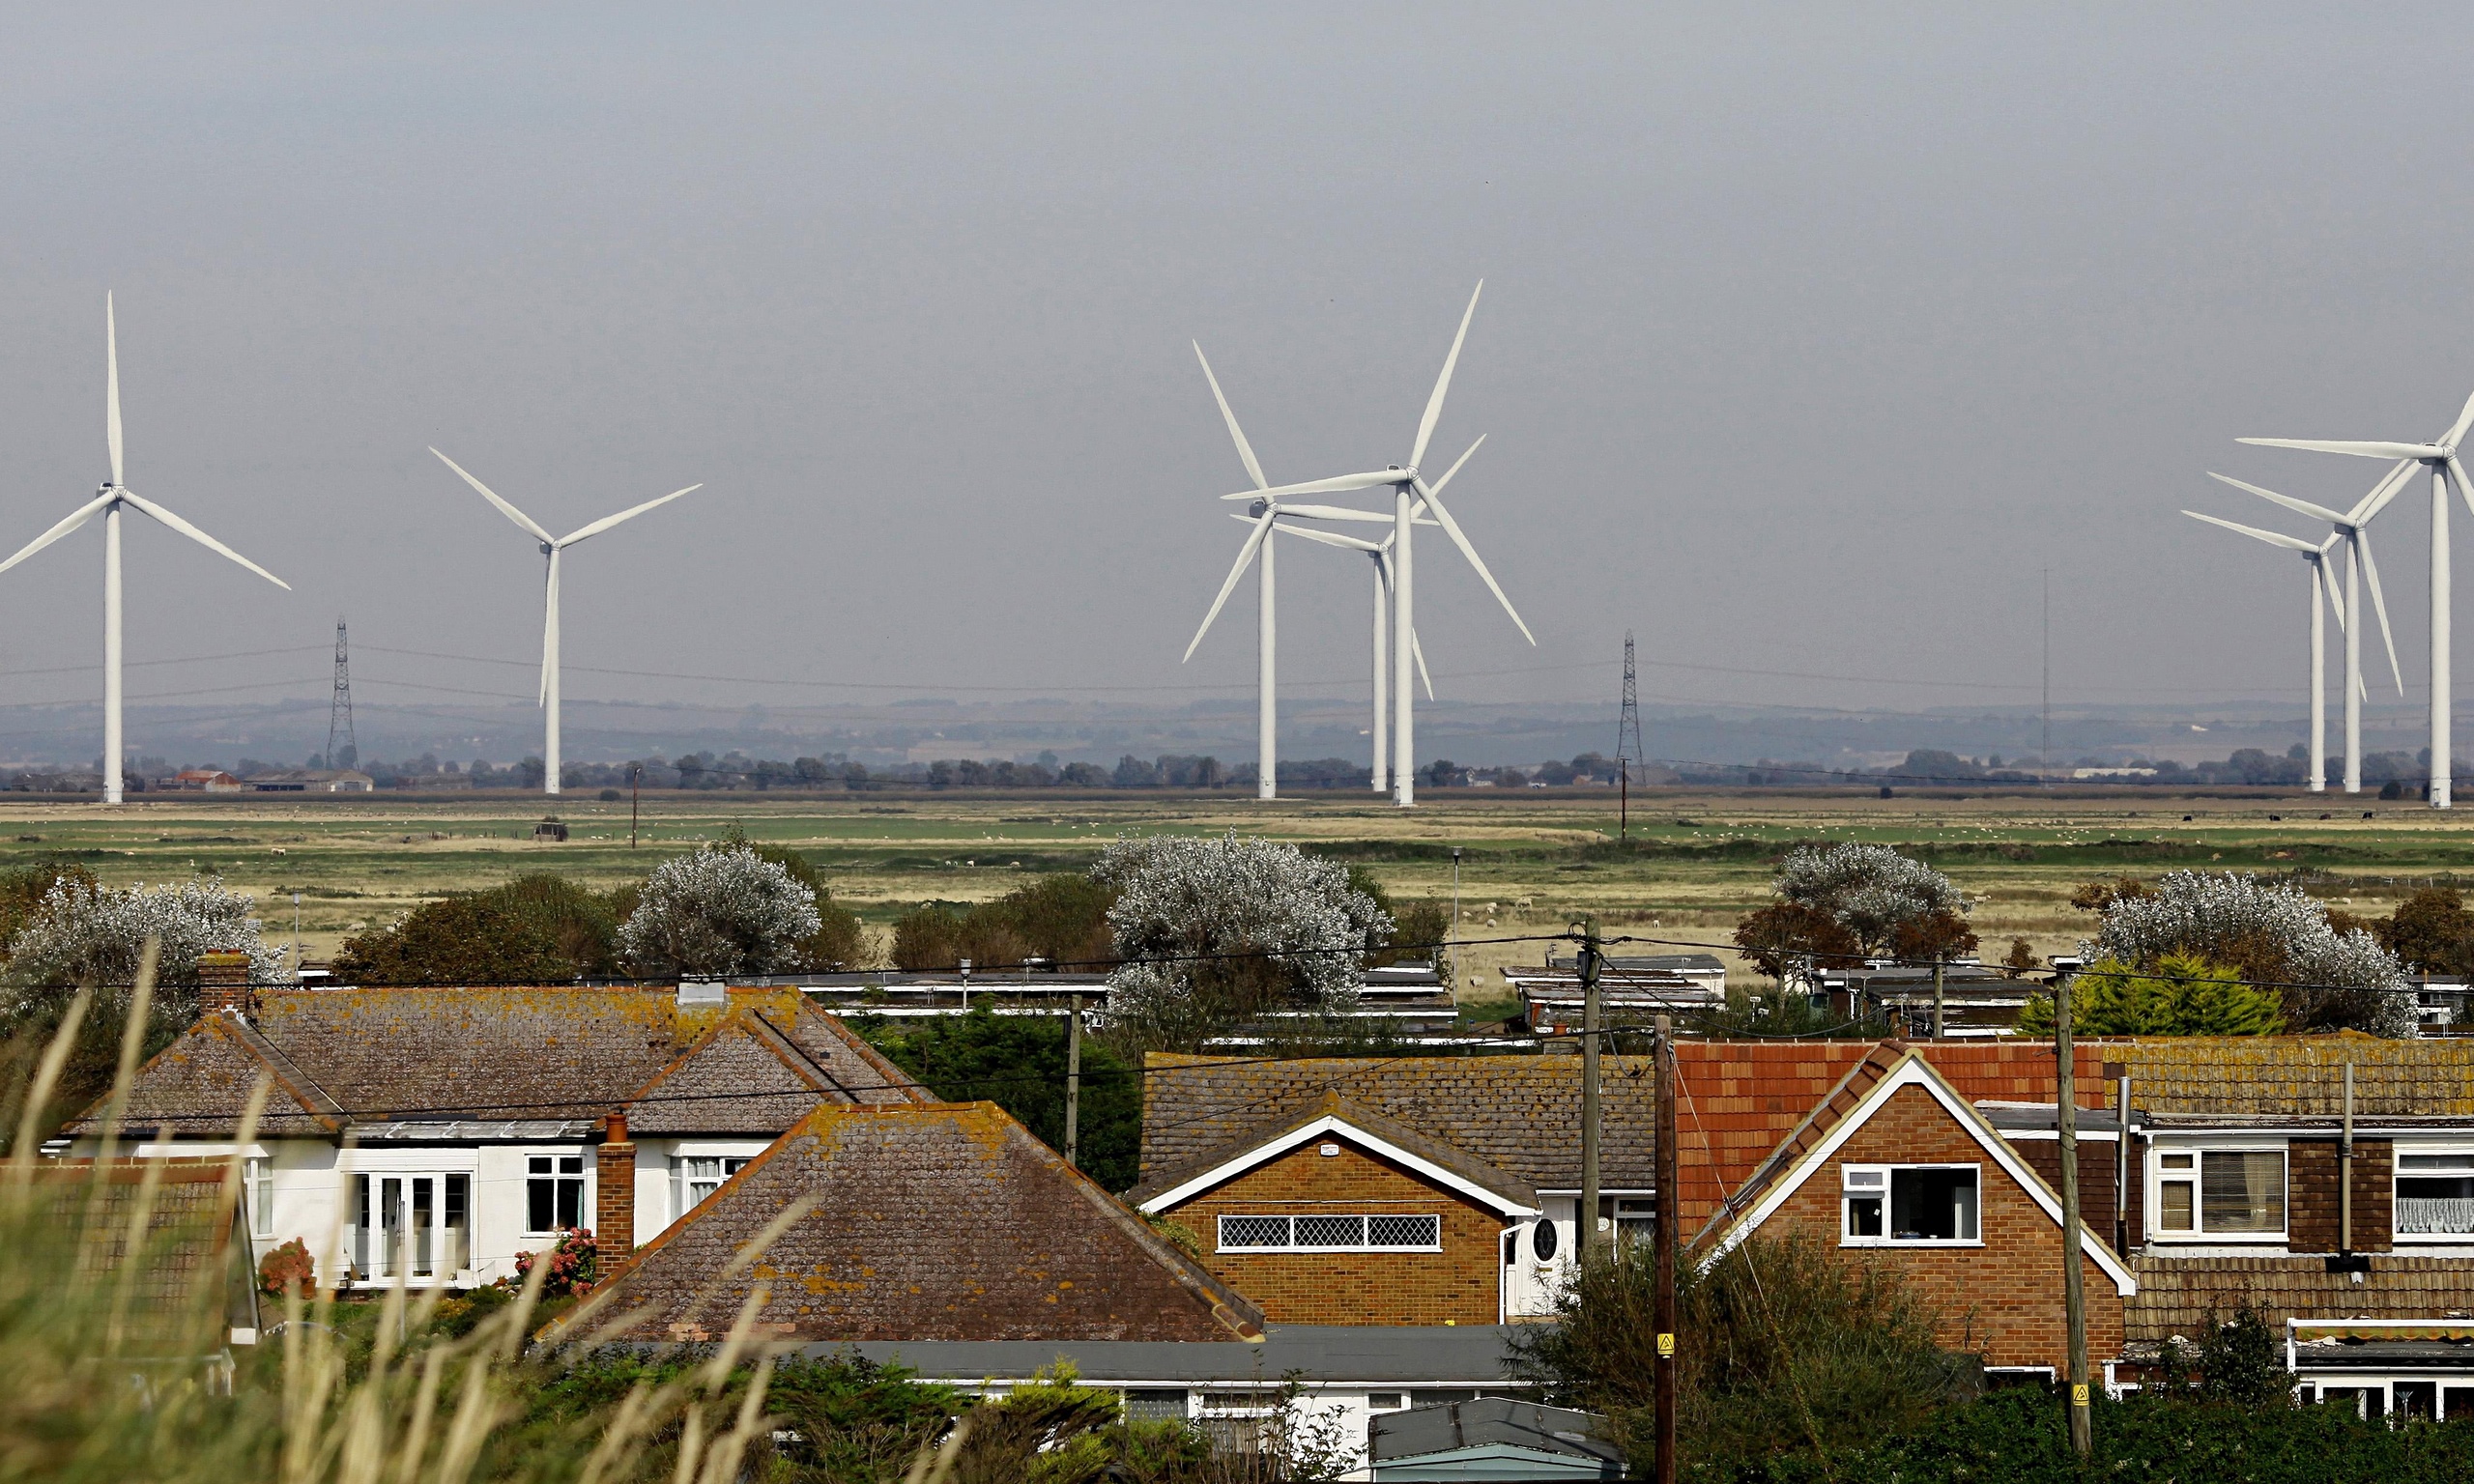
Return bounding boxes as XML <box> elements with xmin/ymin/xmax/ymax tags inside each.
<box><xmin>1701</xmin><ymin>1056</ymin><xmax>2138</xmax><ymax>1298</ymax></box>
<box><xmin>1136</xmin><ymin>1113</ymin><xmax>1539</xmax><ymax>1218</ymax></box>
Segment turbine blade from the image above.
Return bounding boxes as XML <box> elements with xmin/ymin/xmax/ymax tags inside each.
<box><xmin>540</xmin><ymin>548</ymin><xmax>559</xmax><ymax>707</ymax></box>
<box><xmin>2181</xmin><ymin>509</ymin><xmax>2320</xmax><ymax>552</ymax></box>
<box><xmin>1426</xmin><ymin>434</ymin><xmax>1486</xmax><ymax>496</ymax></box>
<box><xmin>2355</xmin><ymin>530</ymin><xmax>2404</xmax><ymax>695</ymax></box>
<box><xmin>118</xmin><ymin>492</ymin><xmax>291</xmax><ymax>589</ymax></box>
<box><xmin>2321</xmin><ymin>556</ymin><xmax>2347</xmax><ymax>637</ymax></box>
<box><xmin>2352</xmin><ymin>458</ymin><xmax>2420</xmax><ymax>524</ymax></box>
<box><xmin>431</xmin><ymin>448</ymin><xmax>555</xmax><ymax>542</ymax></box>
<box><xmin>105</xmin><ymin>293</ymin><xmax>124</xmax><ymax>488</ymax></box>
<box><xmin>558</xmin><ymin>484</ymin><xmax>701</xmax><ymax>546</ymax></box>
<box><xmin>1222</xmin><ymin>471</ymin><xmax>1399</xmax><ymax>500</ymax></box>
<box><xmin>0</xmin><ymin>491</ymin><xmax>114</xmax><ymax>578</ymax></box>
<box><xmin>2450</xmin><ymin>457</ymin><xmax>2474</xmax><ymax>526</ymax></box>
<box><xmin>1183</xmin><ymin>514</ymin><xmax>1274</xmax><ymax>662</ymax></box>
<box><xmin>1411</xmin><ymin>281</ymin><xmax>1482</xmax><ymax>471</ymax></box>
<box><xmin>2446</xmin><ymin>388</ymin><xmax>2474</xmax><ymax>450</ymax></box>
<box><xmin>1264</xmin><ymin>520</ymin><xmax>1382</xmax><ymax>553</ymax></box>
<box><xmin>1411</xmin><ymin>629</ymin><xmax>1434</xmax><ymax>699</ymax></box>
<box><xmin>2206</xmin><ymin>471</ymin><xmax>2345</xmax><ymax>525</ymax></box>
<box><xmin>1412</xmin><ymin>474</ymin><xmax>1535</xmax><ymax>644</ymax></box>
<box><xmin>2237</xmin><ymin>437</ymin><xmax>2444</xmax><ymax>460</ymax></box>
<box><xmin>1274</xmin><ymin>502</ymin><xmax>1405</xmax><ymax>525</ymax></box>
<box><xmin>1194</xmin><ymin>343</ymin><xmax>1267</xmax><ymax>491</ymax></box>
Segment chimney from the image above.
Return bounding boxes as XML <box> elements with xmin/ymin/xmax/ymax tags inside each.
<box><xmin>196</xmin><ymin>952</ymin><xmax>257</xmax><ymax>1019</ymax></box>
<box><xmin>596</xmin><ymin>1111</ymin><xmax>636</xmax><ymax>1257</ymax></box>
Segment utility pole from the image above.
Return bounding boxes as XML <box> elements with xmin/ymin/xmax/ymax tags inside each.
<box><xmin>2041</xmin><ymin>568</ymin><xmax>2053</xmax><ymax>784</ymax></box>
<box><xmin>1064</xmin><ymin>993</ymin><xmax>1082</xmax><ymax>1171</ymax></box>
<box><xmin>2057</xmin><ymin>966</ymin><xmax>2091</xmax><ymax>1457</ymax></box>
<box><xmin>1653</xmin><ymin>1012</ymin><xmax>1678</xmax><ymax>1484</ymax></box>
<box><xmin>629</xmin><ymin>764</ymin><xmax>642</xmax><ymax>848</ymax></box>
<box><xmin>1932</xmin><ymin>956</ymin><xmax>1946</xmax><ymax>1042</ymax></box>
<box><xmin>1616</xmin><ymin>631</ymin><xmax>1644</xmax><ymax>842</ymax></box>
<box><xmin>1451</xmin><ymin>846</ymin><xmax>1464</xmax><ymax>993</ymax></box>
<box><xmin>1579</xmin><ymin>919</ymin><xmax>1605</xmax><ymax>1259</ymax></box>
<box><xmin>291</xmin><ymin>891</ymin><xmax>302</xmax><ymax>981</ymax></box>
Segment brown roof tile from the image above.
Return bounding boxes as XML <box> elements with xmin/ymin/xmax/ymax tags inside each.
<box><xmin>569</xmin><ymin>1101</ymin><xmax>1264</xmax><ymax>1344</ymax></box>
<box><xmin>1125</xmin><ymin>1090</ymin><xmax>1541</xmax><ymax>1213</ymax></box>
<box><xmin>2126</xmin><ymin>1255</ymin><xmax>2474</xmax><ymax>1343</ymax></box>
<box><xmin>2118</xmin><ymin>1036</ymin><xmax>2474</xmax><ymax>1119</ymax></box>
<box><xmin>32</xmin><ymin>1160</ymin><xmax>262</xmax><ymax>1342</ymax></box>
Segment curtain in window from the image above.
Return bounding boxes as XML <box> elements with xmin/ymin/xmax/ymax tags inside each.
<box><xmin>2201</xmin><ymin>1151</ymin><xmax>2284</xmax><ymax>1232</ymax></box>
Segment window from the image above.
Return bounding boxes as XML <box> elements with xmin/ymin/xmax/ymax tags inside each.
<box><xmin>528</xmin><ymin>1154</ymin><xmax>585</xmax><ymax>1234</ymax></box>
<box><xmin>247</xmin><ymin>1157</ymin><xmax>274</xmax><ymax>1239</ymax></box>
<box><xmin>2396</xmin><ymin>1151</ymin><xmax>2474</xmax><ymax>1237</ymax></box>
<box><xmin>1615</xmin><ymin>1198</ymin><xmax>1655</xmax><ymax>1246</ymax></box>
<box><xmin>683</xmin><ymin>1156</ymin><xmax>751</xmax><ymax>1210</ymax></box>
<box><xmin>1367</xmin><ymin>1392</ymin><xmax>1405</xmax><ymax>1412</ymax></box>
<box><xmin>1532</xmin><ymin>1219</ymin><xmax>1559</xmax><ymax>1261</ymax></box>
<box><xmin>355</xmin><ymin>1173</ymin><xmax>471</xmax><ymax>1279</ymax></box>
<box><xmin>2155</xmin><ymin>1148</ymin><xmax>2285</xmax><ymax>1236</ymax></box>
<box><xmin>1843</xmin><ymin>1165</ymin><xmax>1979</xmax><ymax>1244</ymax></box>
<box><xmin>1214</xmin><ymin>1213</ymin><xmax>1442</xmax><ymax>1251</ymax></box>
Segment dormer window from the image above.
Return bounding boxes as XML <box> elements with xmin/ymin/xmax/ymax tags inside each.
<box><xmin>1842</xmin><ymin>1164</ymin><xmax>1979</xmax><ymax>1245</ymax></box>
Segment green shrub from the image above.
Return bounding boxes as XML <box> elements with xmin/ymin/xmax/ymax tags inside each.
<box><xmin>2018</xmin><ymin>954</ymin><xmax>2285</xmax><ymax>1037</ymax></box>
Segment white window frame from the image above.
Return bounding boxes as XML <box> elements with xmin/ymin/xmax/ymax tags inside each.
<box><xmin>1840</xmin><ymin>1163</ymin><xmax>1982</xmax><ymax>1247</ymax></box>
<box><xmin>354</xmin><ymin>1170</ymin><xmax>473</xmax><ymax>1281</ymax></box>
<box><xmin>524</xmin><ymin>1149</ymin><xmax>589</xmax><ymax>1237</ymax></box>
<box><xmin>680</xmin><ymin>1155</ymin><xmax>753</xmax><ymax>1211</ymax></box>
<box><xmin>1214</xmin><ymin>1213</ymin><xmax>1445</xmax><ymax>1253</ymax></box>
<box><xmin>246</xmin><ymin>1156</ymin><xmax>275</xmax><ymax>1240</ymax></box>
<box><xmin>2147</xmin><ymin>1139</ymin><xmax>2288</xmax><ymax>1243</ymax></box>
<box><xmin>2392</xmin><ymin>1143</ymin><xmax>2474</xmax><ymax>1243</ymax></box>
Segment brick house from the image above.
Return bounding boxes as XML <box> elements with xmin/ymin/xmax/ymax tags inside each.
<box><xmin>61</xmin><ymin>983</ymin><xmax>929</xmax><ymax>1290</ymax></box>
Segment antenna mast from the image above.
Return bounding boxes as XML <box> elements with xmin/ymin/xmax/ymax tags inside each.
<box><xmin>1615</xmin><ymin>631</ymin><xmax>1645</xmax><ymax>840</ymax></box>
<box><xmin>325</xmin><ymin>616</ymin><xmax>357</xmax><ymax>770</ymax></box>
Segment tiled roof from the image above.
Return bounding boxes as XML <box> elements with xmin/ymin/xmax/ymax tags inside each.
<box><xmin>1124</xmin><ymin>1090</ymin><xmax>1541</xmax><ymax>1213</ymax></box>
<box><xmin>2125</xmin><ymin>1255</ymin><xmax>2474</xmax><ymax>1344</ymax></box>
<box><xmin>622</xmin><ymin>1006</ymin><xmax>929</xmax><ymax>1136</ymax></box>
<box><xmin>568</xmin><ymin>1101</ymin><xmax>1263</xmax><ymax>1344</ymax></box>
<box><xmin>69</xmin><ymin>987</ymin><xmax>918</xmax><ymax>1138</ymax></box>
<box><xmin>1142</xmin><ymin>1042</ymin><xmax>2105</xmax><ymax>1206</ymax></box>
<box><xmin>33</xmin><ymin>1160</ymin><xmax>261</xmax><ymax>1344</ymax></box>
<box><xmin>2117</xmin><ymin>1035</ymin><xmax>2474</xmax><ymax>1119</ymax></box>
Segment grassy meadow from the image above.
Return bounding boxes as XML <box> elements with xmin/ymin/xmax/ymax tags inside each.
<box><xmin>8</xmin><ymin>786</ymin><xmax>2474</xmax><ymax>1005</ymax></box>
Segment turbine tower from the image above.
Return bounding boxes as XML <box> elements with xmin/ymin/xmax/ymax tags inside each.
<box><xmin>2207</xmin><ymin>470</ymin><xmax>2406</xmax><ymax>794</ymax></box>
<box><xmin>2182</xmin><ymin>511</ymin><xmax>2349</xmax><ymax>792</ymax></box>
<box><xmin>1216</xmin><ymin>283</ymin><xmax>1534</xmax><ymax>806</ymax></box>
<box><xmin>0</xmin><ymin>295</ymin><xmax>290</xmax><ymax>804</ymax></box>
<box><xmin>430</xmin><ymin>449</ymin><xmax>701</xmax><ymax>796</ymax></box>
<box><xmin>2238</xmin><ymin>390</ymin><xmax>2474</xmax><ymax>807</ymax></box>
<box><xmin>1270</xmin><ymin>520</ymin><xmax>1435</xmax><ymax>791</ymax></box>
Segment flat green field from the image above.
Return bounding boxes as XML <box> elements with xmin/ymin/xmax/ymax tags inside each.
<box><xmin>6</xmin><ymin>788</ymin><xmax>2473</xmax><ymax>998</ymax></box>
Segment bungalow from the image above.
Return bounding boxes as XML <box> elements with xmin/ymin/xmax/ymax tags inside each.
<box><xmin>63</xmin><ymin>978</ymin><xmax>929</xmax><ymax>1289</ymax></box>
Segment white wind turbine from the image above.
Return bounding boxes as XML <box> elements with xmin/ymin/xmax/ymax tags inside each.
<box><xmin>1215</xmin><ymin>282</ymin><xmax>1534</xmax><ymax>806</ymax></box>
<box><xmin>1182</xmin><ymin>343</ymin><xmax>1436</xmax><ymax>799</ymax></box>
<box><xmin>2181</xmin><ymin>510</ymin><xmax>2351</xmax><ymax>792</ymax></box>
<box><xmin>1271</xmin><ymin>521</ymin><xmax>1434</xmax><ymax>794</ymax></box>
<box><xmin>0</xmin><ymin>295</ymin><xmax>290</xmax><ymax>804</ymax></box>
<box><xmin>2238</xmin><ymin>390</ymin><xmax>2474</xmax><ymax>808</ymax></box>
<box><xmin>429</xmin><ymin>449</ymin><xmax>701</xmax><ymax>797</ymax></box>
<box><xmin>2205</xmin><ymin>468</ymin><xmax>2408</xmax><ymax>795</ymax></box>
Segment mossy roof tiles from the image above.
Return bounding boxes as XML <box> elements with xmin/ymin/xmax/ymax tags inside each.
<box><xmin>565</xmin><ymin>1101</ymin><xmax>1263</xmax><ymax>1344</ymax></box>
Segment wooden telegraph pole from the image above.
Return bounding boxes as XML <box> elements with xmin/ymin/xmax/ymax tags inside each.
<box><xmin>1579</xmin><ymin>920</ymin><xmax>1604</xmax><ymax>1259</ymax></box>
<box><xmin>2056</xmin><ymin>967</ymin><xmax>2091</xmax><ymax>1457</ymax></box>
<box><xmin>1653</xmin><ymin>1013</ymin><xmax>1678</xmax><ymax>1484</ymax></box>
<box><xmin>1064</xmin><ymin>993</ymin><xmax>1082</xmax><ymax>1171</ymax></box>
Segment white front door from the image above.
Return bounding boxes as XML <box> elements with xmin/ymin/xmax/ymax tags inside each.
<box><xmin>357</xmin><ymin>1173</ymin><xmax>469</xmax><ymax>1281</ymax></box>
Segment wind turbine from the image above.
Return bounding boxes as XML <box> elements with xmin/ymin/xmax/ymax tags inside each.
<box><xmin>2182</xmin><ymin>511</ymin><xmax>2350</xmax><ymax>791</ymax></box>
<box><xmin>1216</xmin><ymin>282</ymin><xmax>1534</xmax><ymax>806</ymax></box>
<box><xmin>2206</xmin><ymin>468</ymin><xmax>2409</xmax><ymax>795</ymax></box>
<box><xmin>0</xmin><ymin>295</ymin><xmax>290</xmax><ymax>804</ymax></box>
<box><xmin>2238</xmin><ymin>391</ymin><xmax>2474</xmax><ymax>808</ymax></box>
<box><xmin>430</xmin><ymin>449</ymin><xmax>700</xmax><ymax>797</ymax></box>
<box><xmin>1271</xmin><ymin>521</ymin><xmax>1433</xmax><ymax>794</ymax></box>
<box><xmin>1182</xmin><ymin>343</ymin><xmax>1438</xmax><ymax>799</ymax></box>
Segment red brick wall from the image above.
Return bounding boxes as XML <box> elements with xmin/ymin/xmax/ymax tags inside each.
<box><xmin>1759</xmin><ymin>1083</ymin><xmax>2126</xmax><ymax>1370</ymax></box>
<box><xmin>1160</xmin><ymin>1136</ymin><xmax>1505</xmax><ymax>1326</ymax></box>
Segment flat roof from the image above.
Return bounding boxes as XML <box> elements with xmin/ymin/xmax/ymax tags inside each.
<box><xmin>807</xmin><ymin>1324</ymin><xmax>1533</xmax><ymax>1385</ymax></box>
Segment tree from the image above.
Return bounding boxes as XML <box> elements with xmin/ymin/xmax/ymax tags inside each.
<box><xmin>1773</xmin><ymin>842</ymin><xmax>1971</xmax><ymax>958</ymax></box>
<box><xmin>332</xmin><ymin>874</ymin><xmax>622</xmax><ymax>985</ymax></box>
<box><xmin>2086</xmin><ymin>870</ymin><xmax>2412</xmax><ymax>1036</ymax></box>
<box><xmin>856</xmin><ymin>1009</ymin><xmax>1142</xmax><ymax>1190</ymax></box>
<box><xmin>3</xmin><ymin>875</ymin><xmax>284</xmax><ymax>995</ymax></box>
<box><xmin>2071</xmin><ymin>876</ymin><xmax>2150</xmax><ymax>913</ymax></box>
<box><xmin>617</xmin><ymin>843</ymin><xmax>823</xmax><ymax>977</ymax></box>
<box><xmin>888</xmin><ymin>874</ymin><xmax>1118</xmax><ymax>972</ymax></box>
<box><xmin>721</xmin><ymin>832</ymin><xmax>868</xmax><ymax>971</ymax></box>
<box><xmin>2001</xmin><ymin>937</ymin><xmax>2038</xmax><ymax>973</ymax></box>
<box><xmin>2373</xmin><ymin>887</ymin><xmax>2474</xmax><ymax>977</ymax></box>
<box><xmin>2017</xmin><ymin>954</ymin><xmax>2285</xmax><ymax>1037</ymax></box>
<box><xmin>1733</xmin><ymin>901</ymin><xmax>1863</xmax><ymax>983</ymax></box>
<box><xmin>1094</xmin><ymin>832</ymin><xmax>1389</xmax><ymax>1052</ymax></box>
<box><xmin>0</xmin><ymin>859</ymin><xmax>100</xmax><ymax>976</ymax></box>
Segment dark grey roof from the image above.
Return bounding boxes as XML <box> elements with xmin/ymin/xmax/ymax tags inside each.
<box><xmin>2294</xmin><ymin>1339</ymin><xmax>2474</xmax><ymax>1372</ymax></box>
<box><xmin>809</xmin><ymin>1324</ymin><xmax>1531</xmax><ymax>1384</ymax></box>
<box><xmin>357</xmin><ymin>1119</ymin><xmax>593</xmax><ymax>1142</ymax></box>
<box><xmin>1370</xmin><ymin>1398</ymin><xmax>1622</xmax><ymax>1466</ymax></box>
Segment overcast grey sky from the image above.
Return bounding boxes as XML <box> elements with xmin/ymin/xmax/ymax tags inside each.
<box><xmin>3</xmin><ymin>3</ymin><xmax>2470</xmax><ymax>740</ymax></box>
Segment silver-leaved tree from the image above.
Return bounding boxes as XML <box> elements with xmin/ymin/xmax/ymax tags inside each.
<box><xmin>2086</xmin><ymin>870</ymin><xmax>2413</xmax><ymax>1037</ymax></box>
<box><xmin>1095</xmin><ymin>832</ymin><xmax>1391</xmax><ymax>1052</ymax></box>
<box><xmin>618</xmin><ymin>842</ymin><xmax>823</xmax><ymax>978</ymax></box>
<box><xmin>4</xmin><ymin>875</ymin><xmax>283</xmax><ymax>999</ymax></box>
